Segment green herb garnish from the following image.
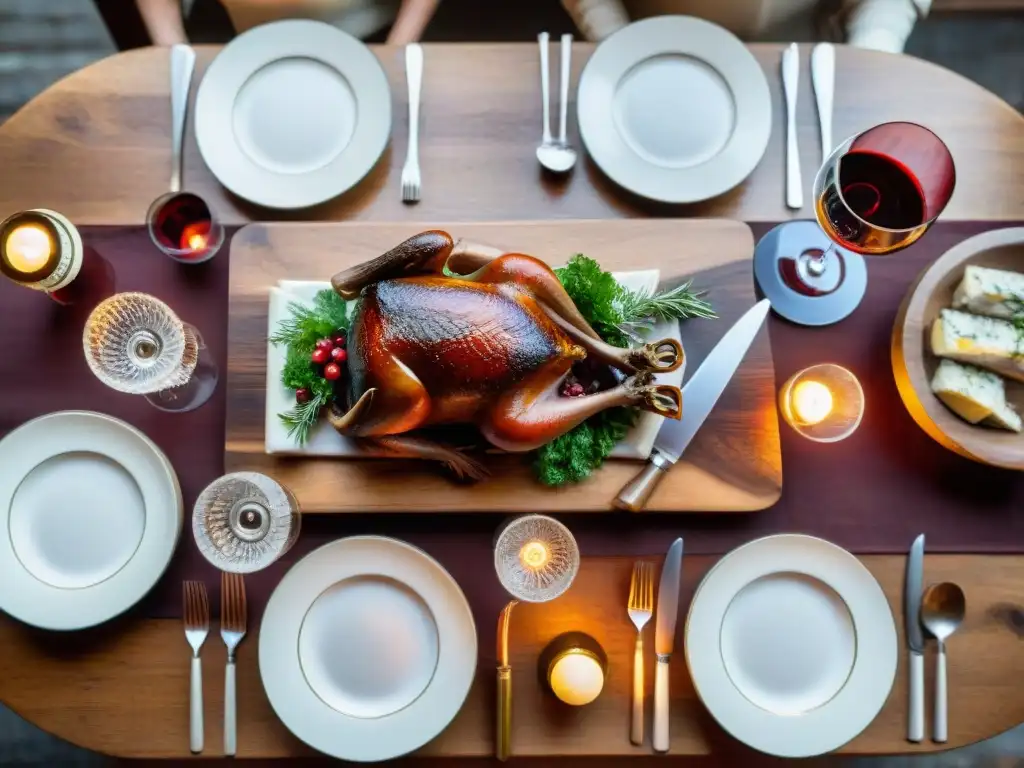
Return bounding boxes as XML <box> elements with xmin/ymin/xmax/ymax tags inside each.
<box><xmin>272</xmin><ymin>289</ymin><xmax>350</xmax><ymax>444</ymax></box>
<box><xmin>533</xmin><ymin>255</ymin><xmax>713</xmax><ymax>486</ymax></box>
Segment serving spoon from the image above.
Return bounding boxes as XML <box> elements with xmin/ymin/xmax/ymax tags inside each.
<box><xmin>921</xmin><ymin>582</ymin><xmax>966</xmax><ymax>744</ymax></box>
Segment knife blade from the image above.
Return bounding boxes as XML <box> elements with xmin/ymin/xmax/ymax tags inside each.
<box><xmin>614</xmin><ymin>299</ymin><xmax>771</xmax><ymax>511</ymax></box>
<box><xmin>906</xmin><ymin>533</ymin><xmax>925</xmax><ymax>742</ymax></box>
<box><xmin>810</xmin><ymin>43</ymin><xmax>834</xmax><ymax>157</ymax></box>
<box><xmin>782</xmin><ymin>43</ymin><xmax>802</xmax><ymax>209</ymax></box>
<box><xmin>653</xmin><ymin>537</ymin><xmax>683</xmax><ymax>753</ymax></box>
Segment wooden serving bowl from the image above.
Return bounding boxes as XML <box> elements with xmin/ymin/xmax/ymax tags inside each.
<box><xmin>892</xmin><ymin>227</ymin><xmax>1024</xmax><ymax>469</ymax></box>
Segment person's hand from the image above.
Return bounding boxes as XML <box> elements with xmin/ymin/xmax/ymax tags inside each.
<box><xmin>386</xmin><ymin>0</ymin><xmax>440</xmax><ymax>45</ymax></box>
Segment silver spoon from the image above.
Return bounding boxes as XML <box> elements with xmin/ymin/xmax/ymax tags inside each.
<box><xmin>921</xmin><ymin>582</ymin><xmax>966</xmax><ymax>744</ymax></box>
<box><xmin>536</xmin><ymin>32</ymin><xmax>576</xmax><ymax>174</ymax></box>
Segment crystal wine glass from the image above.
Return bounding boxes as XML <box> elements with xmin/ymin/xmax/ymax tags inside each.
<box><xmin>83</xmin><ymin>292</ymin><xmax>218</xmax><ymax>412</ymax></box>
<box><xmin>192</xmin><ymin>472</ymin><xmax>301</xmax><ymax>573</ymax></box>
<box><xmin>754</xmin><ymin>121</ymin><xmax>956</xmax><ymax>326</ymax></box>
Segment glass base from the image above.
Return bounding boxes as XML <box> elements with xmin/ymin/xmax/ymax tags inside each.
<box><xmin>753</xmin><ymin>221</ymin><xmax>868</xmax><ymax>327</ymax></box>
<box><xmin>145</xmin><ymin>335</ymin><xmax>218</xmax><ymax>413</ymax></box>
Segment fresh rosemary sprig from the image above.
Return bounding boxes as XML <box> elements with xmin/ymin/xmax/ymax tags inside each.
<box><xmin>270</xmin><ymin>289</ymin><xmax>349</xmax><ymax>349</ymax></box>
<box><xmin>279</xmin><ymin>391</ymin><xmax>330</xmax><ymax>446</ymax></box>
<box><xmin>618</xmin><ymin>279</ymin><xmax>715</xmax><ymax>330</ymax></box>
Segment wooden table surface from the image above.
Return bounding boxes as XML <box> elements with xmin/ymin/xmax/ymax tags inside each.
<box><xmin>1</xmin><ymin>42</ymin><xmax>1024</xmax><ymax>762</ymax></box>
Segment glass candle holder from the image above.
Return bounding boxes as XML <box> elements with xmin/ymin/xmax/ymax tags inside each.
<box><xmin>779</xmin><ymin>363</ymin><xmax>865</xmax><ymax>442</ymax></box>
<box><xmin>494</xmin><ymin>514</ymin><xmax>580</xmax><ymax>603</ymax></box>
<box><xmin>147</xmin><ymin>192</ymin><xmax>225</xmax><ymax>264</ymax></box>
<box><xmin>193</xmin><ymin>472</ymin><xmax>301</xmax><ymax>573</ymax></box>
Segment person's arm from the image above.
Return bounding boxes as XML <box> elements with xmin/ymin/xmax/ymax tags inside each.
<box><xmin>135</xmin><ymin>0</ymin><xmax>188</xmax><ymax>45</ymax></box>
<box><xmin>386</xmin><ymin>0</ymin><xmax>440</xmax><ymax>45</ymax></box>
<box><xmin>561</xmin><ymin>0</ymin><xmax>629</xmax><ymax>41</ymax></box>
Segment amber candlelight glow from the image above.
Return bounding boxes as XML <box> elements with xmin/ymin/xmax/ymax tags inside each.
<box><xmin>520</xmin><ymin>540</ymin><xmax>550</xmax><ymax>571</ymax></box>
<box><xmin>5</xmin><ymin>224</ymin><xmax>53</xmax><ymax>273</ymax></box>
<box><xmin>180</xmin><ymin>223</ymin><xmax>209</xmax><ymax>254</ymax></box>
<box><xmin>791</xmin><ymin>380</ymin><xmax>833</xmax><ymax>426</ymax></box>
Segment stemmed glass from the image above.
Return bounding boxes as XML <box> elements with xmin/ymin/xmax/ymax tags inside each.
<box><xmin>83</xmin><ymin>292</ymin><xmax>218</xmax><ymax>412</ymax></box>
<box><xmin>755</xmin><ymin>121</ymin><xmax>956</xmax><ymax>326</ymax></box>
<box><xmin>192</xmin><ymin>472</ymin><xmax>301</xmax><ymax>573</ymax></box>
<box><xmin>493</xmin><ymin>514</ymin><xmax>579</xmax><ymax>761</ymax></box>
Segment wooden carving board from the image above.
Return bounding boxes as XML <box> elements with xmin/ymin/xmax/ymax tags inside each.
<box><xmin>224</xmin><ymin>220</ymin><xmax>782</xmax><ymax>512</ymax></box>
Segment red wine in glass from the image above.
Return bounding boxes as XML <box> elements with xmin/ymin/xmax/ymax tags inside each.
<box><xmin>146</xmin><ymin>192</ymin><xmax>225</xmax><ymax>263</ymax></box>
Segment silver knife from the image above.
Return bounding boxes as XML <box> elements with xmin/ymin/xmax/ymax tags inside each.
<box><xmin>782</xmin><ymin>43</ymin><xmax>802</xmax><ymax>210</ymax></box>
<box><xmin>614</xmin><ymin>299</ymin><xmax>771</xmax><ymax>511</ymax></box>
<box><xmin>906</xmin><ymin>533</ymin><xmax>926</xmax><ymax>742</ymax></box>
<box><xmin>653</xmin><ymin>537</ymin><xmax>683</xmax><ymax>753</ymax></box>
<box><xmin>811</xmin><ymin>43</ymin><xmax>834</xmax><ymax>158</ymax></box>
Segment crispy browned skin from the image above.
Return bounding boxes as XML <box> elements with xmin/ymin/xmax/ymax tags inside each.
<box><xmin>327</xmin><ymin>231</ymin><xmax>684</xmax><ymax>479</ymax></box>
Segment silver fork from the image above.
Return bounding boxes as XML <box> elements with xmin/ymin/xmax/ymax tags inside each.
<box><xmin>401</xmin><ymin>43</ymin><xmax>423</xmax><ymax>203</ymax></box>
<box><xmin>221</xmin><ymin>571</ymin><xmax>248</xmax><ymax>757</ymax></box>
<box><xmin>183</xmin><ymin>581</ymin><xmax>210</xmax><ymax>754</ymax></box>
<box><xmin>628</xmin><ymin>561</ymin><xmax>654</xmax><ymax>746</ymax></box>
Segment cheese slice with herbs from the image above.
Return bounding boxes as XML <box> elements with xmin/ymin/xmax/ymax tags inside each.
<box><xmin>952</xmin><ymin>265</ymin><xmax>1024</xmax><ymax>320</ymax></box>
<box><xmin>930</xmin><ymin>359</ymin><xmax>1022</xmax><ymax>432</ymax></box>
<box><xmin>930</xmin><ymin>309</ymin><xmax>1024</xmax><ymax>382</ymax></box>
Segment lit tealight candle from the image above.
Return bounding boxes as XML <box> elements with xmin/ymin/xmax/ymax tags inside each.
<box><xmin>540</xmin><ymin>632</ymin><xmax>608</xmax><ymax>707</ymax></box>
<box><xmin>519</xmin><ymin>540</ymin><xmax>550</xmax><ymax>571</ymax></box>
<box><xmin>549</xmin><ymin>650</ymin><xmax>605</xmax><ymax>706</ymax></box>
<box><xmin>780</xmin><ymin>363</ymin><xmax>864</xmax><ymax>443</ymax></box>
<box><xmin>179</xmin><ymin>222</ymin><xmax>210</xmax><ymax>254</ymax></box>
<box><xmin>5</xmin><ymin>224</ymin><xmax>53</xmax><ymax>274</ymax></box>
<box><xmin>791</xmin><ymin>380</ymin><xmax>834</xmax><ymax>426</ymax></box>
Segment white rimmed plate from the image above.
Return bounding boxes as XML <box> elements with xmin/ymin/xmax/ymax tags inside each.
<box><xmin>685</xmin><ymin>534</ymin><xmax>897</xmax><ymax>758</ymax></box>
<box><xmin>195</xmin><ymin>19</ymin><xmax>391</xmax><ymax>209</ymax></box>
<box><xmin>259</xmin><ymin>536</ymin><xmax>477</xmax><ymax>762</ymax></box>
<box><xmin>0</xmin><ymin>411</ymin><xmax>182</xmax><ymax>630</ymax></box>
<box><xmin>577</xmin><ymin>16</ymin><xmax>771</xmax><ymax>203</ymax></box>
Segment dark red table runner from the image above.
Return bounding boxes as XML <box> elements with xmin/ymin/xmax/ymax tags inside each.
<box><xmin>0</xmin><ymin>222</ymin><xmax>1021</xmax><ymax>624</ymax></box>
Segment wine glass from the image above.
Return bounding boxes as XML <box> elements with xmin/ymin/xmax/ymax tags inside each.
<box><xmin>192</xmin><ymin>472</ymin><xmax>301</xmax><ymax>573</ymax></box>
<box><xmin>754</xmin><ymin>121</ymin><xmax>956</xmax><ymax>326</ymax></box>
<box><xmin>83</xmin><ymin>292</ymin><xmax>218</xmax><ymax>412</ymax></box>
<box><xmin>493</xmin><ymin>514</ymin><xmax>579</xmax><ymax>761</ymax></box>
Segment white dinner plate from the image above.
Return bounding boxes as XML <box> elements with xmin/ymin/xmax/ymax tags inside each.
<box><xmin>577</xmin><ymin>16</ymin><xmax>772</xmax><ymax>204</ymax></box>
<box><xmin>686</xmin><ymin>534</ymin><xmax>897</xmax><ymax>758</ymax></box>
<box><xmin>259</xmin><ymin>536</ymin><xmax>477</xmax><ymax>762</ymax></box>
<box><xmin>0</xmin><ymin>411</ymin><xmax>182</xmax><ymax>630</ymax></box>
<box><xmin>195</xmin><ymin>19</ymin><xmax>392</xmax><ymax>209</ymax></box>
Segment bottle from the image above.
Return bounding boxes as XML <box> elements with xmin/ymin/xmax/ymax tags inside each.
<box><xmin>0</xmin><ymin>209</ymin><xmax>113</xmax><ymax>306</ymax></box>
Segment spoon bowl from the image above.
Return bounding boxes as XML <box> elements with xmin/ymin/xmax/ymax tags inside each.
<box><xmin>536</xmin><ymin>144</ymin><xmax>578</xmax><ymax>174</ymax></box>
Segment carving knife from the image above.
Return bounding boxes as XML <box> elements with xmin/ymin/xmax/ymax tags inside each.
<box><xmin>614</xmin><ymin>299</ymin><xmax>771</xmax><ymax>511</ymax></box>
<box><xmin>905</xmin><ymin>533</ymin><xmax>925</xmax><ymax>742</ymax></box>
<box><xmin>782</xmin><ymin>43</ymin><xmax>802</xmax><ymax>209</ymax></box>
<box><xmin>653</xmin><ymin>537</ymin><xmax>683</xmax><ymax>753</ymax></box>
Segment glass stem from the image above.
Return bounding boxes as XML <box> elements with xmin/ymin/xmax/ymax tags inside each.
<box><xmin>806</xmin><ymin>244</ymin><xmax>837</xmax><ymax>278</ymax></box>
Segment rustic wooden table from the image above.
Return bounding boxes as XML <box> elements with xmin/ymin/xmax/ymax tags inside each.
<box><xmin>1</xmin><ymin>43</ymin><xmax>1024</xmax><ymax>761</ymax></box>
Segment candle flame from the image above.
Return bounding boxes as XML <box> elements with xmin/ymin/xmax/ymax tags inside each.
<box><xmin>791</xmin><ymin>380</ymin><xmax>833</xmax><ymax>426</ymax></box>
<box><xmin>187</xmin><ymin>231</ymin><xmax>207</xmax><ymax>251</ymax></box>
<box><xmin>5</xmin><ymin>224</ymin><xmax>52</xmax><ymax>272</ymax></box>
<box><xmin>520</xmin><ymin>540</ymin><xmax>550</xmax><ymax>571</ymax></box>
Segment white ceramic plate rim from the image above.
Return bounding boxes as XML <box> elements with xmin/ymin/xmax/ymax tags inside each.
<box><xmin>194</xmin><ymin>19</ymin><xmax>392</xmax><ymax>209</ymax></box>
<box><xmin>685</xmin><ymin>534</ymin><xmax>897</xmax><ymax>758</ymax></box>
<box><xmin>0</xmin><ymin>411</ymin><xmax>182</xmax><ymax>630</ymax></box>
<box><xmin>259</xmin><ymin>536</ymin><xmax>477</xmax><ymax>762</ymax></box>
<box><xmin>577</xmin><ymin>15</ymin><xmax>772</xmax><ymax>203</ymax></box>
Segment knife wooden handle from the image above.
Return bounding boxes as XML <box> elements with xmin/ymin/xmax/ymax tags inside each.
<box><xmin>496</xmin><ymin>665</ymin><xmax>512</xmax><ymax>761</ymax></box>
<box><xmin>908</xmin><ymin>650</ymin><xmax>924</xmax><ymax>743</ymax></box>
<box><xmin>653</xmin><ymin>657</ymin><xmax>670</xmax><ymax>752</ymax></box>
<box><xmin>614</xmin><ymin>460</ymin><xmax>667</xmax><ymax>512</ymax></box>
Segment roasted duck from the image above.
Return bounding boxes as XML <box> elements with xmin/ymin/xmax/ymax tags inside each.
<box><xmin>328</xmin><ymin>230</ymin><xmax>684</xmax><ymax>479</ymax></box>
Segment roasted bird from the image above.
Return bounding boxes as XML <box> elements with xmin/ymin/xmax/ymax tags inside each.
<box><xmin>328</xmin><ymin>230</ymin><xmax>684</xmax><ymax>479</ymax></box>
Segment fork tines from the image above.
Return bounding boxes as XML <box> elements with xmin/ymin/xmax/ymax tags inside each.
<box><xmin>628</xmin><ymin>561</ymin><xmax>654</xmax><ymax>619</ymax></box>
<box><xmin>220</xmin><ymin>572</ymin><xmax>247</xmax><ymax>635</ymax></box>
<box><xmin>401</xmin><ymin>171</ymin><xmax>421</xmax><ymax>204</ymax></box>
<box><xmin>183</xmin><ymin>580</ymin><xmax>210</xmax><ymax>632</ymax></box>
